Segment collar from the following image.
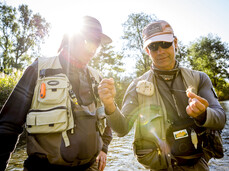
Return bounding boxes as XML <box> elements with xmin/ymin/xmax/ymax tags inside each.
<box><xmin>151</xmin><ymin>61</ymin><xmax>180</xmax><ymax>81</ymax></box>
<box><xmin>59</xmin><ymin>47</ymin><xmax>88</xmax><ymax>69</ymax></box>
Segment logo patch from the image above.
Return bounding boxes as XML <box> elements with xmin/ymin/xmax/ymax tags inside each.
<box><xmin>47</xmin><ymin>80</ymin><xmax>59</xmax><ymax>86</ymax></box>
<box><xmin>146</xmin><ymin>23</ymin><xmax>162</xmax><ymax>36</ymax></box>
<box><xmin>136</xmin><ymin>80</ymin><xmax>154</xmax><ymax>96</ymax></box>
<box><xmin>173</xmin><ymin>129</ymin><xmax>188</xmax><ymax>140</ymax></box>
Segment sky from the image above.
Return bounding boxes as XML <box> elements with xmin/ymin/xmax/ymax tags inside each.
<box><xmin>4</xmin><ymin>0</ymin><xmax>229</xmax><ymax>59</ymax></box>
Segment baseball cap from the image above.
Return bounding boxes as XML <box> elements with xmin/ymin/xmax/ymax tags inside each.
<box><xmin>142</xmin><ymin>20</ymin><xmax>174</xmax><ymax>49</ymax></box>
<box><xmin>81</xmin><ymin>16</ymin><xmax>112</xmax><ymax>45</ymax></box>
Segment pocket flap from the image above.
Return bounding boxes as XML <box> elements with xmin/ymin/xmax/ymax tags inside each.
<box><xmin>27</xmin><ymin>109</ymin><xmax>67</xmax><ymax>126</ymax></box>
<box><xmin>27</xmin><ymin>115</ymin><xmax>36</xmax><ymax>125</ymax></box>
<box><xmin>37</xmin><ymin>109</ymin><xmax>67</xmax><ymax>125</ymax></box>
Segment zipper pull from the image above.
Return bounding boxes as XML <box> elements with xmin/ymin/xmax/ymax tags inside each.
<box><xmin>69</xmin><ymin>90</ymin><xmax>78</xmax><ymax>105</ymax></box>
<box><xmin>157</xmin><ymin>147</ymin><xmax>161</xmax><ymax>156</ymax></box>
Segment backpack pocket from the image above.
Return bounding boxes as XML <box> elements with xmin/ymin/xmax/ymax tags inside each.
<box><xmin>133</xmin><ymin>138</ymin><xmax>168</xmax><ymax>170</ymax></box>
<box><xmin>26</xmin><ymin>106</ymin><xmax>68</xmax><ymax>133</ymax></box>
<box><xmin>60</xmin><ymin>110</ymin><xmax>102</xmax><ymax>165</ymax></box>
<box><xmin>38</xmin><ymin>76</ymin><xmax>68</xmax><ymax>105</ymax></box>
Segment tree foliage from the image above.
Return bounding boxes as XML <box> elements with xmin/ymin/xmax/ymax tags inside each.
<box><xmin>176</xmin><ymin>41</ymin><xmax>190</xmax><ymax>68</ymax></box>
<box><xmin>89</xmin><ymin>44</ymin><xmax>131</xmax><ymax>107</ymax></box>
<box><xmin>0</xmin><ymin>2</ymin><xmax>50</xmax><ymax>73</ymax></box>
<box><xmin>0</xmin><ymin>72</ymin><xmax>22</xmax><ymax>110</ymax></box>
<box><xmin>187</xmin><ymin>34</ymin><xmax>229</xmax><ymax>100</ymax></box>
<box><xmin>122</xmin><ymin>12</ymin><xmax>157</xmax><ymax>76</ymax></box>
<box><xmin>89</xmin><ymin>45</ymin><xmax>125</xmax><ymax>77</ymax></box>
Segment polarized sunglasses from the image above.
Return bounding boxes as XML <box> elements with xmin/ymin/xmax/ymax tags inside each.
<box><xmin>147</xmin><ymin>41</ymin><xmax>173</xmax><ymax>51</ymax></box>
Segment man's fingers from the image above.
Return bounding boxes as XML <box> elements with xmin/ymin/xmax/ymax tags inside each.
<box><xmin>99</xmin><ymin>159</ymin><xmax>106</xmax><ymax>171</ymax></box>
<box><xmin>100</xmin><ymin>78</ymin><xmax>114</xmax><ymax>85</ymax></box>
<box><xmin>98</xmin><ymin>87</ymin><xmax>111</xmax><ymax>94</ymax></box>
<box><xmin>186</xmin><ymin>105</ymin><xmax>195</xmax><ymax>117</ymax></box>
<box><xmin>97</xmin><ymin>154</ymin><xmax>106</xmax><ymax>171</ymax></box>
<box><xmin>187</xmin><ymin>92</ymin><xmax>209</xmax><ymax>107</ymax></box>
<box><xmin>98</xmin><ymin>83</ymin><xmax>115</xmax><ymax>92</ymax></box>
<box><xmin>186</xmin><ymin>98</ymin><xmax>207</xmax><ymax>118</ymax></box>
<box><xmin>189</xmin><ymin>98</ymin><xmax>206</xmax><ymax>112</ymax></box>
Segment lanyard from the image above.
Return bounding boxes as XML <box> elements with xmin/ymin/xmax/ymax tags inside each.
<box><xmin>156</xmin><ymin>72</ymin><xmax>183</xmax><ymax>117</ymax></box>
<box><xmin>69</xmin><ymin>68</ymin><xmax>99</xmax><ymax>107</ymax></box>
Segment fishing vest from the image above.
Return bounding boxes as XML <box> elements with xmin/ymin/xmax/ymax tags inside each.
<box><xmin>133</xmin><ymin>67</ymin><xmax>202</xmax><ymax>170</ymax></box>
<box><xmin>25</xmin><ymin>56</ymin><xmax>105</xmax><ymax>166</ymax></box>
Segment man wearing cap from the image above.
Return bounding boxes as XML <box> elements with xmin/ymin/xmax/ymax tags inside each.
<box><xmin>0</xmin><ymin>16</ymin><xmax>112</xmax><ymax>171</ymax></box>
<box><xmin>98</xmin><ymin>20</ymin><xmax>226</xmax><ymax>170</ymax></box>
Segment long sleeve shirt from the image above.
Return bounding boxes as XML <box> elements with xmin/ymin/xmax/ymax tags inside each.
<box><xmin>106</xmin><ymin>68</ymin><xmax>226</xmax><ymax>137</ymax></box>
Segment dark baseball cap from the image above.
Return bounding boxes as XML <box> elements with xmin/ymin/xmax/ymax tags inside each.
<box><xmin>142</xmin><ymin>20</ymin><xmax>174</xmax><ymax>49</ymax></box>
<box><xmin>81</xmin><ymin>16</ymin><xmax>112</xmax><ymax>45</ymax></box>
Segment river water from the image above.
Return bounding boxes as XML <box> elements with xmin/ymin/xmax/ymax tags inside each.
<box><xmin>6</xmin><ymin>101</ymin><xmax>229</xmax><ymax>171</ymax></box>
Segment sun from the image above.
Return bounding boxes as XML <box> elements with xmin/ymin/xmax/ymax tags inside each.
<box><xmin>62</xmin><ymin>15</ymin><xmax>84</xmax><ymax>38</ymax></box>
<box><xmin>44</xmin><ymin>6</ymin><xmax>87</xmax><ymax>55</ymax></box>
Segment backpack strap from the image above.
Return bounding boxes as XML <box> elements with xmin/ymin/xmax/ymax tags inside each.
<box><xmin>39</xmin><ymin>68</ymin><xmax>63</xmax><ymax>78</ymax></box>
<box><xmin>180</xmin><ymin>67</ymin><xmax>200</xmax><ymax>94</ymax></box>
<box><xmin>87</xmin><ymin>66</ymin><xmax>102</xmax><ymax>107</ymax></box>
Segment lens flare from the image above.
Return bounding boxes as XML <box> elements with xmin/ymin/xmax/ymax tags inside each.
<box><xmin>139</xmin><ymin>114</ymin><xmax>151</xmax><ymax>125</ymax></box>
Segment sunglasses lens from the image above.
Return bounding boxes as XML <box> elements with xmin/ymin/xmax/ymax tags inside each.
<box><xmin>161</xmin><ymin>42</ymin><xmax>173</xmax><ymax>49</ymax></box>
<box><xmin>148</xmin><ymin>42</ymin><xmax>173</xmax><ymax>51</ymax></box>
<box><xmin>84</xmin><ymin>40</ymin><xmax>98</xmax><ymax>54</ymax></box>
<box><xmin>148</xmin><ymin>43</ymin><xmax>159</xmax><ymax>51</ymax></box>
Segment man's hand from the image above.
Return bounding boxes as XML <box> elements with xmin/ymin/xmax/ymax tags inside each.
<box><xmin>96</xmin><ymin>151</ymin><xmax>107</xmax><ymax>171</ymax></box>
<box><xmin>98</xmin><ymin>78</ymin><xmax>116</xmax><ymax>114</ymax></box>
<box><xmin>186</xmin><ymin>91</ymin><xmax>209</xmax><ymax>118</ymax></box>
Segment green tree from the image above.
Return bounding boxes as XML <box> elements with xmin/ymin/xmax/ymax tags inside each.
<box><xmin>122</xmin><ymin>12</ymin><xmax>157</xmax><ymax>76</ymax></box>
<box><xmin>0</xmin><ymin>2</ymin><xmax>50</xmax><ymax>73</ymax></box>
<box><xmin>89</xmin><ymin>44</ymin><xmax>131</xmax><ymax>107</ymax></box>
<box><xmin>187</xmin><ymin>34</ymin><xmax>229</xmax><ymax>100</ymax></box>
<box><xmin>176</xmin><ymin>41</ymin><xmax>190</xmax><ymax>67</ymax></box>
<box><xmin>89</xmin><ymin>45</ymin><xmax>125</xmax><ymax>77</ymax></box>
<box><xmin>0</xmin><ymin>2</ymin><xmax>16</xmax><ymax>73</ymax></box>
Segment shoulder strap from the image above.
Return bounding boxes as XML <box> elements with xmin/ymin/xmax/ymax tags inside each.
<box><xmin>38</xmin><ymin>56</ymin><xmax>63</xmax><ymax>78</ymax></box>
<box><xmin>87</xmin><ymin>66</ymin><xmax>102</xmax><ymax>107</ymax></box>
<box><xmin>87</xmin><ymin>66</ymin><xmax>101</xmax><ymax>83</ymax></box>
<box><xmin>39</xmin><ymin>68</ymin><xmax>63</xmax><ymax>78</ymax></box>
<box><xmin>180</xmin><ymin>67</ymin><xmax>200</xmax><ymax>94</ymax></box>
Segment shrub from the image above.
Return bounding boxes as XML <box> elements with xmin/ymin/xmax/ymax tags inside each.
<box><xmin>0</xmin><ymin>72</ymin><xmax>22</xmax><ymax>110</ymax></box>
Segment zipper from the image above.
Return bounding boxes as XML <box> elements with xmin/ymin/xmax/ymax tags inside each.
<box><xmin>29</xmin><ymin>106</ymin><xmax>67</xmax><ymax>113</ymax></box>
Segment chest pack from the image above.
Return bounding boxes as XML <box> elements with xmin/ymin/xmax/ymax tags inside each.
<box><xmin>25</xmin><ymin>56</ymin><xmax>105</xmax><ymax>166</ymax></box>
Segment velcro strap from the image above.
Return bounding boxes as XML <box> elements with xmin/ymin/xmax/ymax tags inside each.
<box><xmin>62</xmin><ymin>131</ymin><xmax>70</xmax><ymax>147</ymax></box>
<box><xmin>40</xmin><ymin>68</ymin><xmax>63</xmax><ymax>78</ymax></box>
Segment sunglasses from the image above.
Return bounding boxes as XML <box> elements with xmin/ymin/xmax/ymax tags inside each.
<box><xmin>84</xmin><ymin>39</ymin><xmax>100</xmax><ymax>54</ymax></box>
<box><xmin>147</xmin><ymin>41</ymin><xmax>173</xmax><ymax>51</ymax></box>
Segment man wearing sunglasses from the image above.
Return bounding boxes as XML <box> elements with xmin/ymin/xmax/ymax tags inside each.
<box><xmin>98</xmin><ymin>20</ymin><xmax>226</xmax><ymax>170</ymax></box>
<box><xmin>0</xmin><ymin>16</ymin><xmax>112</xmax><ymax>171</ymax></box>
